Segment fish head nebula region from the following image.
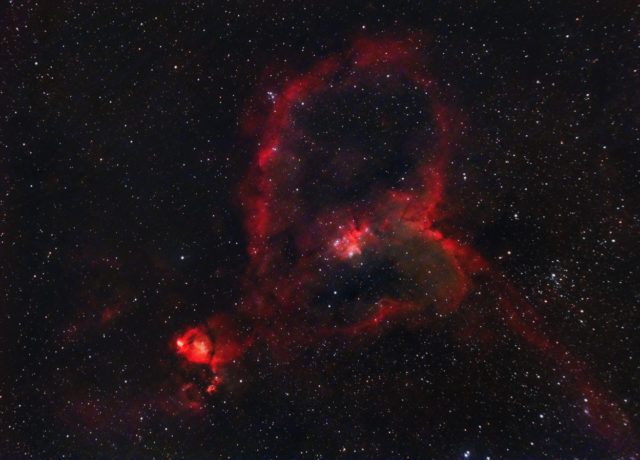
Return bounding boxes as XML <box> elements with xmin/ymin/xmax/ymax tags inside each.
<box><xmin>3</xmin><ymin>2</ymin><xmax>639</xmax><ymax>458</ymax></box>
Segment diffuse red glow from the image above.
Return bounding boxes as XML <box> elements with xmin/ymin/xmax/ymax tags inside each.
<box><xmin>340</xmin><ymin>298</ymin><xmax>421</xmax><ymax>336</ymax></box>
<box><xmin>171</xmin><ymin>34</ymin><xmax>634</xmax><ymax>451</ymax></box>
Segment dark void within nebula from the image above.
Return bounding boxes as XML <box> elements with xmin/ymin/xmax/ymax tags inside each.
<box><xmin>173</xmin><ymin>34</ymin><xmax>635</xmax><ymax>452</ymax></box>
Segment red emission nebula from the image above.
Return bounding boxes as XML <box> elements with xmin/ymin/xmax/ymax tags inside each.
<box><xmin>173</xmin><ymin>34</ymin><xmax>634</xmax><ymax>450</ymax></box>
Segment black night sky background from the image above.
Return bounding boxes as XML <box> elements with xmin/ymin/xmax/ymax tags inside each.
<box><xmin>1</xmin><ymin>1</ymin><xmax>639</xmax><ymax>459</ymax></box>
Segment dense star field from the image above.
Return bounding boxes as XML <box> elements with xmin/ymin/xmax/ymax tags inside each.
<box><xmin>1</xmin><ymin>1</ymin><xmax>639</xmax><ymax>459</ymax></box>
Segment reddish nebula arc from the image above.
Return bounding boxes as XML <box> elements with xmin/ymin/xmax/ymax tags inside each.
<box><xmin>173</xmin><ymin>33</ymin><xmax>635</xmax><ymax>453</ymax></box>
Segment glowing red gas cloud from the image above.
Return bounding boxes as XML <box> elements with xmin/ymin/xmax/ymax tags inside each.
<box><xmin>171</xmin><ymin>33</ymin><xmax>635</xmax><ymax>451</ymax></box>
